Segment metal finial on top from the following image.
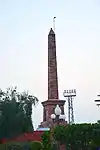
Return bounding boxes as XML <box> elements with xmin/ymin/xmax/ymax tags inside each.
<box><xmin>53</xmin><ymin>17</ymin><xmax>56</xmax><ymax>31</ymax></box>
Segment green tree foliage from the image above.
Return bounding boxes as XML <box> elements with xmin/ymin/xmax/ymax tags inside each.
<box><xmin>0</xmin><ymin>86</ymin><xmax>38</xmax><ymax>140</ymax></box>
<box><xmin>53</xmin><ymin>123</ymin><xmax>100</xmax><ymax>150</ymax></box>
<box><xmin>41</xmin><ymin>131</ymin><xmax>52</xmax><ymax>150</ymax></box>
<box><xmin>53</xmin><ymin>125</ymin><xmax>66</xmax><ymax>145</ymax></box>
<box><xmin>0</xmin><ymin>142</ymin><xmax>26</xmax><ymax>150</ymax></box>
<box><xmin>30</xmin><ymin>141</ymin><xmax>43</xmax><ymax>150</ymax></box>
<box><xmin>0</xmin><ymin>142</ymin><xmax>30</xmax><ymax>150</ymax></box>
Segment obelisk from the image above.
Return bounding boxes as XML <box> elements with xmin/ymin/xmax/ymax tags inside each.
<box><xmin>48</xmin><ymin>28</ymin><xmax>59</xmax><ymax>100</ymax></box>
<box><xmin>40</xmin><ymin>28</ymin><xmax>66</xmax><ymax>128</ymax></box>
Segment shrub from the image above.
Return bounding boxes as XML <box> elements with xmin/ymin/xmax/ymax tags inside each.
<box><xmin>41</xmin><ymin>131</ymin><xmax>52</xmax><ymax>150</ymax></box>
<box><xmin>0</xmin><ymin>142</ymin><xmax>29</xmax><ymax>150</ymax></box>
<box><xmin>30</xmin><ymin>141</ymin><xmax>43</xmax><ymax>150</ymax></box>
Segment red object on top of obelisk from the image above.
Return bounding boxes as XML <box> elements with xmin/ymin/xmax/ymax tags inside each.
<box><xmin>48</xmin><ymin>28</ymin><xmax>59</xmax><ymax>100</ymax></box>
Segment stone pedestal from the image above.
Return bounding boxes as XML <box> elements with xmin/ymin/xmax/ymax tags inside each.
<box><xmin>39</xmin><ymin>99</ymin><xmax>66</xmax><ymax>128</ymax></box>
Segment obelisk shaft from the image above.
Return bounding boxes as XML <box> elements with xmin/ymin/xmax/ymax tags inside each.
<box><xmin>40</xmin><ymin>28</ymin><xmax>66</xmax><ymax>127</ymax></box>
<box><xmin>48</xmin><ymin>28</ymin><xmax>59</xmax><ymax>100</ymax></box>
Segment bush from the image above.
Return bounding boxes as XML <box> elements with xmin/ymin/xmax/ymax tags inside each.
<box><xmin>30</xmin><ymin>141</ymin><xmax>43</xmax><ymax>150</ymax></box>
<box><xmin>0</xmin><ymin>142</ymin><xmax>29</xmax><ymax>150</ymax></box>
<box><xmin>41</xmin><ymin>131</ymin><xmax>52</xmax><ymax>150</ymax></box>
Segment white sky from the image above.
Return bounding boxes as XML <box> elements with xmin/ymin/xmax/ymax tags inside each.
<box><xmin>0</xmin><ymin>0</ymin><xmax>100</xmax><ymax>129</ymax></box>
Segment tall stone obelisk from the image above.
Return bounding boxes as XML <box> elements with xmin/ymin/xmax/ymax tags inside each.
<box><xmin>40</xmin><ymin>28</ymin><xmax>66</xmax><ymax>128</ymax></box>
<box><xmin>48</xmin><ymin>28</ymin><xmax>59</xmax><ymax>100</ymax></box>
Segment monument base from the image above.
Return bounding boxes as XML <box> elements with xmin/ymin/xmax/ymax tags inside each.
<box><xmin>39</xmin><ymin>99</ymin><xmax>67</xmax><ymax>128</ymax></box>
<box><xmin>39</xmin><ymin>119</ymin><xmax>67</xmax><ymax>128</ymax></box>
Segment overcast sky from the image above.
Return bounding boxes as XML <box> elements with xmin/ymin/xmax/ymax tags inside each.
<box><xmin>0</xmin><ymin>0</ymin><xmax>100</xmax><ymax>129</ymax></box>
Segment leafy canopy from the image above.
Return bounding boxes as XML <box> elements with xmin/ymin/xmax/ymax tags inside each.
<box><xmin>53</xmin><ymin>123</ymin><xmax>100</xmax><ymax>149</ymax></box>
<box><xmin>0</xmin><ymin>86</ymin><xmax>38</xmax><ymax>139</ymax></box>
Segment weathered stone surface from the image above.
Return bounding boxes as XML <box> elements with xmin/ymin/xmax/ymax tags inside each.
<box><xmin>48</xmin><ymin>28</ymin><xmax>59</xmax><ymax>100</ymax></box>
<box><xmin>40</xmin><ymin>28</ymin><xmax>66</xmax><ymax>128</ymax></box>
<box><xmin>42</xmin><ymin>100</ymin><xmax>66</xmax><ymax>122</ymax></box>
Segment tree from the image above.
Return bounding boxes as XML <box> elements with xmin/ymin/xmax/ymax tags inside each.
<box><xmin>53</xmin><ymin>123</ymin><xmax>100</xmax><ymax>150</ymax></box>
<box><xmin>0</xmin><ymin>86</ymin><xmax>38</xmax><ymax>140</ymax></box>
<box><xmin>41</xmin><ymin>131</ymin><xmax>52</xmax><ymax>150</ymax></box>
